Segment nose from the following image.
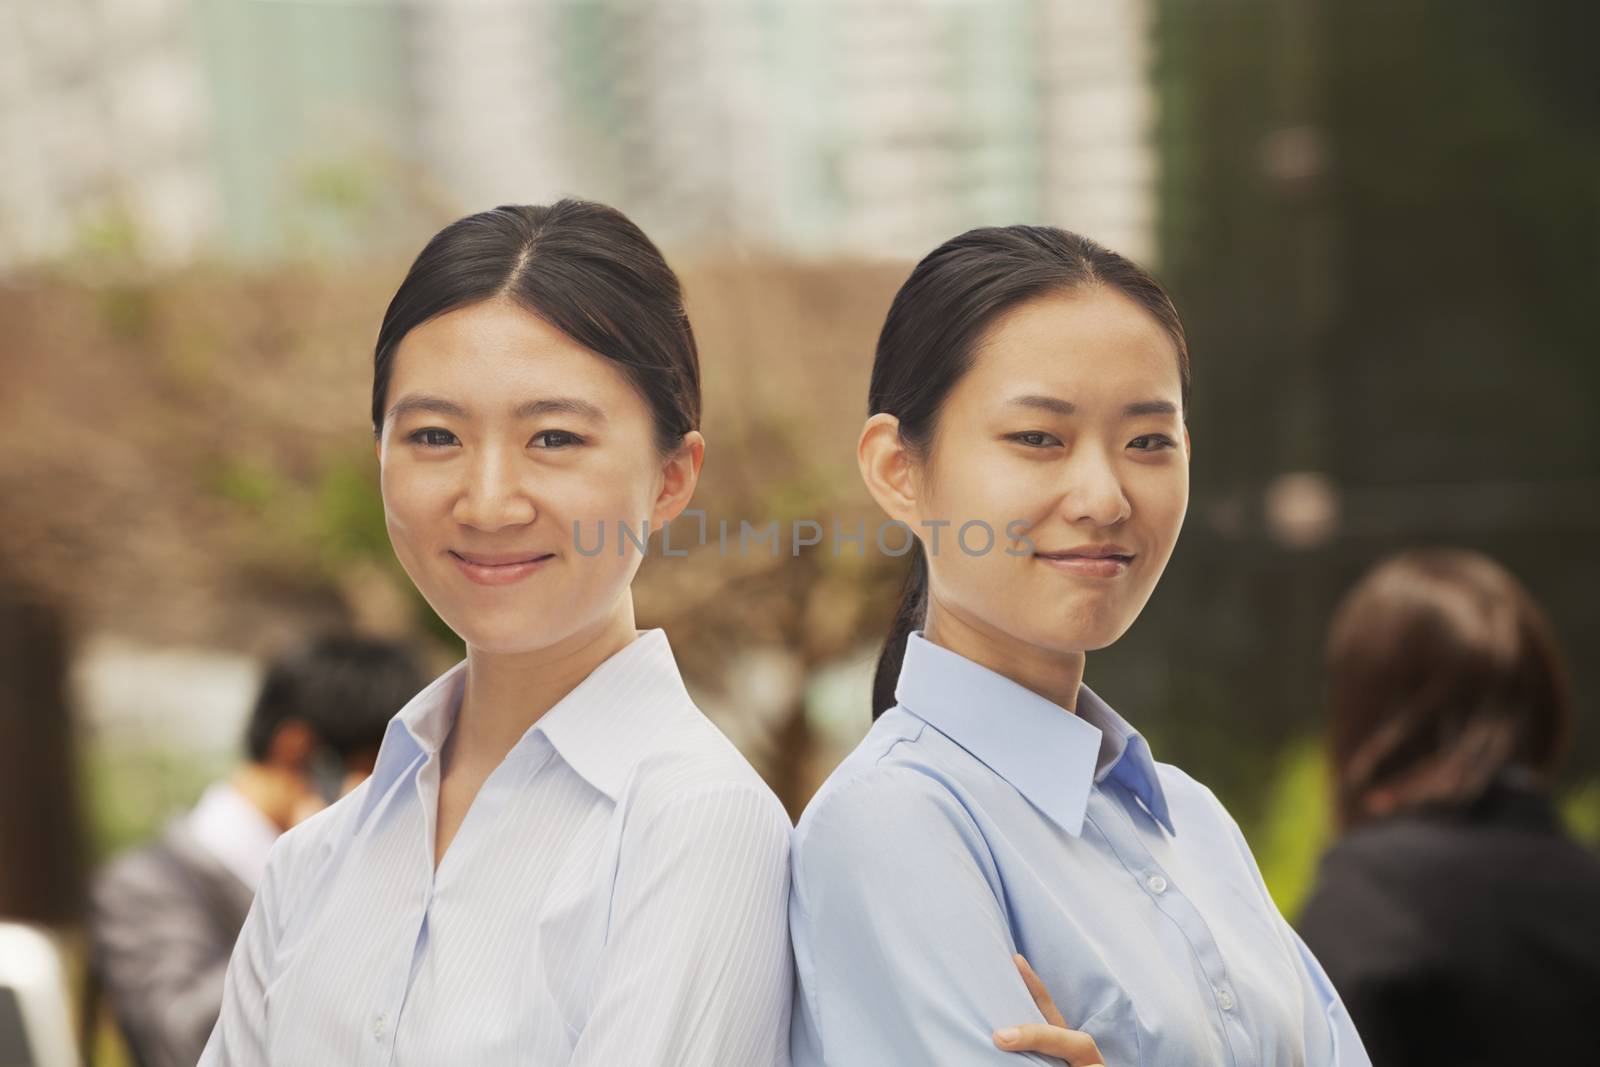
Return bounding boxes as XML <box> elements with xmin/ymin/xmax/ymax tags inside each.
<box><xmin>452</xmin><ymin>442</ymin><xmax>537</xmax><ymax>531</ymax></box>
<box><xmin>1060</xmin><ymin>445</ymin><xmax>1131</xmax><ymax>528</ymax></box>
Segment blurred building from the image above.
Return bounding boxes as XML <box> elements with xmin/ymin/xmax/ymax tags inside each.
<box><xmin>0</xmin><ymin>0</ymin><xmax>218</xmax><ymax>264</ymax></box>
<box><xmin>0</xmin><ymin>0</ymin><xmax>1156</xmax><ymax>265</ymax></box>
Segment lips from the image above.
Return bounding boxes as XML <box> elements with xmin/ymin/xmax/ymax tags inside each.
<box><xmin>449</xmin><ymin>550</ymin><xmax>556</xmax><ymax>586</ymax></box>
<box><xmin>1034</xmin><ymin>544</ymin><xmax>1135</xmax><ymax>578</ymax></box>
<box><xmin>452</xmin><ymin>550</ymin><xmax>551</xmax><ymax>566</ymax></box>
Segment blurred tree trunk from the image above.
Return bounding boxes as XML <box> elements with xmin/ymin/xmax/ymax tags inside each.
<box><xmin>0</xmin><ymin>571</ymin><xmax>86</xmax><ymax>925</ymax></box>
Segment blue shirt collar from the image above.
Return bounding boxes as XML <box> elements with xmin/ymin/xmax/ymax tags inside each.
<box><xmin>356</xmin><ymin>628</ymin><xmax>693</xmax><ymax>830</ymax></box>
<box><xmin>894</xmin><ymin>631</ymin><xmax>1174</xmax><ymax>836</ymax></box>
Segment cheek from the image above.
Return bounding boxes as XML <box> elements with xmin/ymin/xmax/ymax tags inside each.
<box><xmin>929</xmin><ymin>454</ymin><xmax>1053</xmax><ymax>528</ymax></box>
<box><xmin>386</xmin><ymin>451</ymin><xmax>470</xmax><ymax>504</ymax></box>
<box><xmin>544</xmin><ymin>459</ymin><xmax>657</xmax><ymax>528</ymax></box>
<box><xmin>379</xmin><ymin>465</ymin><xmax>435</xmax><ymax>543</ymax></box>
<box><xmin>536</xmin><ymin>466</ymin><xmax>660</xmax><ymax>578</ymax></box>
<box><xmin>1131</xmin><ymin>468</ymin><xmax>1189</xmax><ymax>537</ymax></box>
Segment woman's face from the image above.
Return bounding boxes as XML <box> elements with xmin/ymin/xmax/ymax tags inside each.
<box><xmin>873</xmin><ymin>287</ymin><xmax>1189</xmax><ymax>656</ymax></box>
<box><xmin>376</xmin><ymin>299</ymin><xmax>700</xmax><ymax>655</ymax></box>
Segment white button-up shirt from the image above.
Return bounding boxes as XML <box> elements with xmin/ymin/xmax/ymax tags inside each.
<box><xmin>201</xmin><ymin>628</ymin><xmax>794</xmax><ymax>1066</ymax></box>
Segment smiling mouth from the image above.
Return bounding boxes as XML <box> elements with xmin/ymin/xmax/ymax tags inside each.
<box><xmin>448</xmin><ymin>550</ymin><xmax>556</xmax><ymax>586</ymax></box>
<box><xmin>449</xmin><ymin>551</ymin><xmax>555</xmax><ymax>567</ymax></box>
<box><xmin>1033</xmin><ymin>550</ymin><xmax>1135</xmax><ymax>577</ymax></box>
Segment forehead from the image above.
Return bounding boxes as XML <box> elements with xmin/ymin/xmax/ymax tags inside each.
<box><xmin>388</xmin><ymin>299</ymin><xmax>633</xmax><ymax>399</ymax></box>
<box><xmin>959</xmin><ymin>288</ymin><xmax>1182</xmax><ymax>404</ymax></box>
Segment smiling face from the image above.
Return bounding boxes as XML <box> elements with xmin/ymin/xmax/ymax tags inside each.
<box><xmin>376</xmin><ymin>299</ymin><xmax>700</xmax><ymax>656</ymax></box>
<box><xmin>877</xmin><ymin>286</ymin><xmax>1190</xmax><ymax>658</ymax></box>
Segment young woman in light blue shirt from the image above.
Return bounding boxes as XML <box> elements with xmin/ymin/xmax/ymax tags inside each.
<box><xmin>789</xmin><ymin>226</ymin><xmax>1370</xmax><ymax>1066</ymax></box>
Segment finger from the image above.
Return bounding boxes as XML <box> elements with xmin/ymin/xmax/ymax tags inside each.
<box><xmin>993</xmin><ymin>1023</ymin><xmax>1105</xmax><ymax>1065</ymax></box>
<box><xmin>1013</xmin><ymin>954</ymin><xmax>1069</xmax><ymax>1029</ymax></box>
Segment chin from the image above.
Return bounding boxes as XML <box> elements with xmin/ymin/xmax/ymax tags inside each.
<box><xmin>457</xmin><ymin>634</ymin><xmax>543</xmax><ymax>657</ymax></box>
<box><xmin>455</xmin><ymin>620</ymin><xmax>560</xmax><ymax>656</ymax></box>
<box><xmin>1018</xmin><ymin>609</ymin><xmax>1135</xmax><ymax>656</ymax></box>
<box><xmin>426</xmin><ymin>606</ymin><xmax>524</xmax><ymax>653</ymax></box>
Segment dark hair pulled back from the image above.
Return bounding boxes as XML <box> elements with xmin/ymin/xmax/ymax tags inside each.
<box><xmin>868</xmin><ymin>226</ymin><xmax>1189</xmax><ymax>718</ymax></box>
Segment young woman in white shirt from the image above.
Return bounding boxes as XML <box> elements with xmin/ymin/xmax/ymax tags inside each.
<box><xmin>202</xmin><ymin>199</ymin><xmax>793</xmax><ymax>1066</ymax></box>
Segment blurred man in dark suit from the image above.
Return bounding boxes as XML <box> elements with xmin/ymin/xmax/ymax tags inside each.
<box><xmin>89</xmin><ymin>634</ymin><xmax>427</xmax><ymax>1067</ymax></box>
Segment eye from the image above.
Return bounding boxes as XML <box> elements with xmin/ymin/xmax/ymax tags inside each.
<box><xmin>1006</xmin><ymin>431</ymin><xmax>1062</xmax><ymax>449</ymax></box>
<box><xmin>531</xmin><ymin>430</ymin><xmax>585</xmax><ymax>449</ymax></box>
<box><xmin>407</xmin><ymin>427</ymin><xmax>458</xmax><ymax>448</ymax></box>
<box><xmin>1129</xmin><ymin>434</ymin><xmax>1177</xmax><ymax>451</ymax></box>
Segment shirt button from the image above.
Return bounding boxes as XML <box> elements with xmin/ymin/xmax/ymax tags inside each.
<box><xmin>373</xmin><ymin>1013</ymin><xmax>387</xmax><ymax>1041</ymax></box>
<box><xmin>1216</xmin><ymin>988</ymin><xmax>1235</xmax><ymax>1012</ymax></box>
<box><xmin>1147</xmin><ymin>874</ymin><xmax>1168</xmax><ymax>894</ymax></box>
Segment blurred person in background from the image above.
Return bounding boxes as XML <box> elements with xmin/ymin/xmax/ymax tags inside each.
<box><xmin>90</xmin><ymin>634</ymin><xmax>427</xmax><ymax>1067</ymax></box>
<box><xmin>1297</xmin><ymin>549</ymin><xmax>1600</xmax><ymax>1065</ymax></box>
<box><xmin>788</xmin><ymin>225</ymin><xmax>1369</xmax><ymax>1066</ymax></box>
<box><xmin>201</xmin><ymin>200</ymin><xmax>794</xmax><ymax>1067</ymax></box>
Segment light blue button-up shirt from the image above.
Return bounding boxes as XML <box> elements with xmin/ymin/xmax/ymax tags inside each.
<box><xmin>790</xmin><ymin>632</ymin><xmax>1369</xmax><ymax>1066</ymax></box>
<box><xmin>202</xmin><ymin>628</ymin><xmax>793</xmax><ymax>1066</ymax></box>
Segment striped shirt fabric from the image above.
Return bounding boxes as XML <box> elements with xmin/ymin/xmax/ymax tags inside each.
<box><xmin>200</xmin><ymin>628</ymin><xmax>794</xmax><ymax>1066</ymax></box>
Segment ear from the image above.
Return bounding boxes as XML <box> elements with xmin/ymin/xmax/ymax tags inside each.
<box><xmin>857</xmin><ymin>413</ymin><xmax>921</xmax><ymax>525</ymax></box>
<box><xmin>1183</xmin><ymin>425</ymin><xmax>1192</xmax><ymax>461</ymax></box>
<box><xmin>264</xmin><ymin>719</ymin><xmax>317</xmax><ymax>771</ymax></box>
<box><xmin>651</xmin><ymin>430</ymin><xmax>706</xmax><ymax>527</ymax></box>
<box><xmin>374</xmin><ymin>436</ymin><xmax>382</xmax><ymax>463</ymax></box>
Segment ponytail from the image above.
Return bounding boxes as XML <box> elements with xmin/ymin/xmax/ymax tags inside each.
<box><xmin>871</xmin><ymin>540</ymin><xmax>928</xmax><ymax>719</ymax></box>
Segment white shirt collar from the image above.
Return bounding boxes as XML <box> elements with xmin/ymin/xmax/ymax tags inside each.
<box><xmin>357</xmin><ymin>628</ymin><xmax>695</xmax><ymax>830</ymax></box>
<box><xmin>185</xmin><ymin>779</ymin><xmax>282</xmax><ymax>891</ymax></box>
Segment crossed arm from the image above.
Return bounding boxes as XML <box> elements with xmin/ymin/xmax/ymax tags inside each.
<box><xmin>789</xmin><ymin>767</ymin><xmax>1107</xmax><ymax>1066</ymax></box>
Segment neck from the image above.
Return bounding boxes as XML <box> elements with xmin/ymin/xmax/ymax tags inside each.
<box><xmin>451</xmin><ymin>594</ymin><xmax>641</xmax><ymax>772</ymax></box>
<box><xmin>230</xmin><ymin>763</ymin><xmax>298</xmax><ymax>832</ymax></box>
<box><xmin>923</xmin><ymin>598</ymin><xmax>1086</xmax><ymax>712</ymax></box>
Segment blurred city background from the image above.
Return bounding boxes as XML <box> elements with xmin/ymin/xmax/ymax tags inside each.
<box><xmin>1</xmin><ymin>0</ymin><xmax>1596</xmax><ymax>1060</ymax></box>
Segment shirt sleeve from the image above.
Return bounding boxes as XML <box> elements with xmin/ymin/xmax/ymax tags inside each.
<box><xmin>1219</xmin><ymin>808</ymin><xmax>1373</xmax><ymax>1067</ymax></box>
<box><xmin>789</xmin><ymin>766</ymin><xmax>1058</xmax><ymax>1067</ymax></box>
<box><xmin>197</xmin><ymin>834</ymin><xmax>294</xmax><ymax>1067</ymax></box>
<box><xmin>568</xmin><ymin>781</ymin><xmax>794</xmax><ymax>1067</ymax></box>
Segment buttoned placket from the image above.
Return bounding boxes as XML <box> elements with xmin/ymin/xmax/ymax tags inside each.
<box><xmin>1088</xmin><ymin>777</ymin><xmax>1256</xmax><ymax>1067</ymax></box>
<box><xmin>362</xmin><ymin>735</ymin><xmax>559</xmax><ymax>1066</ymax></box>
<box><xmin>360</xmin><ymin>749</ymin><xmax>437</xmax><ymax>1067</ymax></box>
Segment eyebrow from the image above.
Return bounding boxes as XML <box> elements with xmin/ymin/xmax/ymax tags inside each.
<box><xmin>1005</xmin><ymin>395</ymin><xmax>1179</xmax><ymax>418</ymax></box>
<box><xmin>386</xmin><ymin>393</ymin><xmax>608</xmax><ymax>424</ymax></box>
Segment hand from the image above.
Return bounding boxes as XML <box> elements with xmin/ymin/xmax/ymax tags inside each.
<box><xmin>992</xmin><ymin>954</ymin><xmax>1107</xmax><ymax>1066</ymax></box>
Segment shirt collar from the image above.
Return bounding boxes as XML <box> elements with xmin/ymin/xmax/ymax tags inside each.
<box><xmin>356</xmin><ymin>628</ymin><xmax>693</xmax><ymax>831</ymax></box>
<box><xmin>894</xmin><ymin>631</ymin><xmax>1174</xmax><ymax>836</ymax></box>
<box><xmin>530</xmin><ymin>628</ymin><xmax>693</xmax><ymax>800</ymax></box>
<box><xmin>185</xmin><ymin>779</ymin><xmax>282</xmax><ymax>891</ymax></box>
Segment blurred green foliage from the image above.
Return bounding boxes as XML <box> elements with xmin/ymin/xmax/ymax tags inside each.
<box><xmin>312</xmin><ymin>454</ymin><xmax>391</xmax><ymax>563</ymax></box>
<box><xmin>203</xmin><ymin>454</ymin><xmax>283</xmax><ymax>512</ymax></box>
<box><xmin>1561</xmin><ymin>779</ymin><xmax>1600</xmax><ymax>846</ymax></box>
<box><xmin>1253</xmin><ymin>738</ymin><xmax>1333</xmax><ymax>918</ymax></box>
<box><xmin>82</xmin><ymin>745</ymin><xmax>230</xmax><ymax>863</ymax></box>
